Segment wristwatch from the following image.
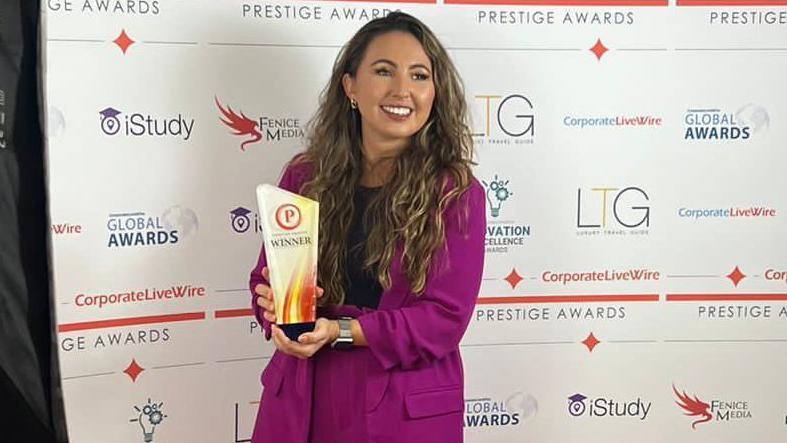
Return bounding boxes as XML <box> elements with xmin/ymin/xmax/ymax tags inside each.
<box><xmin>331</xmin><ymin>317</ymin><xmax>354</xmax><ymax>349</ymax></box>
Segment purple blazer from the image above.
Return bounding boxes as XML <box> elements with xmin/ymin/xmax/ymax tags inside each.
<box><xmin>248</xmin><ymin>158</ymin><xmax>486</xmax><ymax>443</ymax></box>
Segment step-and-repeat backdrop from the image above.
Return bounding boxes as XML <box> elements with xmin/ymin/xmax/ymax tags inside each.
<box><xmin>43</xmin><ymin>0</ymin><xmax>787</xmax><ymax>441</ymax></box>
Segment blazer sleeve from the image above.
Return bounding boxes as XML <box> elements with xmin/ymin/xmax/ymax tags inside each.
<box><xmin>357</xmin><ymin>180</ymin><xmax>486</xmax><ymax>371</ymax></box>
<box><xmin>248</xmin><ymin>161</ymin><xmax>301</xmax><ymax>341</ymax></box>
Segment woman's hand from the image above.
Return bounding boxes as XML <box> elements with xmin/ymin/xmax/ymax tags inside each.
<box><xmin>271</xmin><ymin>318</ymin><xmax>339</xmax><ymax>359</ymax></box>
<box><xmin>254</xmin><ymin>266</ymin><xmax>324</xmax><ymax>324</ymax></box>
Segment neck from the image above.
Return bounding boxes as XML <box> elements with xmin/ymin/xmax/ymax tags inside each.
<box><xmin>359</xmin><ymin>135</ymin><xmax>408</xmax><ymax>188</ymax></box>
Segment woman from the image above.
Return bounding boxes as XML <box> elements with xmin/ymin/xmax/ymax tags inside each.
<box><xmin>249</xmin><ymin>12</ymin><xmax>485</xmax><ymax>443</ymax></box>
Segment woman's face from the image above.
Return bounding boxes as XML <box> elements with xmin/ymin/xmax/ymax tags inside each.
<box><xmin>343</xmin><ymin>31</ymin><xmax>435</xmax><ymax>153</ymax></box>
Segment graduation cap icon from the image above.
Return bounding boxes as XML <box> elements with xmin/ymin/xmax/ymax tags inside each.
<box><xmin>230</xmin><ymin>207</ymin><xmax>253</xmax><ymax>233</ymax></box>
<box><xmin>567</xmin><ymin>393</ymin><xmax>587</xmax><ymax>416</ymax></box>
<box><xmin>99</xmin><ymin>107</ymin><xmax>122</xmax><ymax>135</ymax></box>
<box><xmin>99</xmin><ymin>107</ymin><xmax>121</xmax><ymax>119</ymax></box>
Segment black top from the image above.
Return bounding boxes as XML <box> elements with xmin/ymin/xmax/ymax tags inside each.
<box><xmin>343</xmin><ymin>186</ymin><xmax>384</xmax><ymax>309</ymax></box>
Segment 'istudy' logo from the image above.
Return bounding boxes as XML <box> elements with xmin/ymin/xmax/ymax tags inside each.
<box><xmin>567</xmin><ymin>393</ymin><xmax>651</xmax><ymax>420</ymax></box>
<box><xmin>99</xmin><ymin>107</ymin><xmax>194</xmax><ymax>140</ymax></box>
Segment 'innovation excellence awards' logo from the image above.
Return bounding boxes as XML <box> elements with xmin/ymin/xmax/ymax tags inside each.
<box><xmin>481</xmin><ymin>174</ymin><xmax>531</xmax><ymax>254</ymax></box>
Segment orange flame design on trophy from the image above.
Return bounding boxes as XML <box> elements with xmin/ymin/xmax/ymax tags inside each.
<box><xmin>281</xmin><ymin>265</ymin><xmax>317</xmax><ymax>324</ymax></box>
<box><xmin>256</xmin><ymin>184</ymin><xmax>318</xmax><ymax>326</ymax></box>
<box><xmin>672</xmin><ymin>384</ymin><xmax>712</xmax><ymax>429</ymax></box>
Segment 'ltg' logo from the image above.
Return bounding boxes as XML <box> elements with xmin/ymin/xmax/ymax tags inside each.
<box><xmin>472</xmin><ymin>94</ymin><xmax>534</xmax><ymax>145</ymax></box>
<box><xmin>99</xmin><ymin>107</ymin><xmax>195</xmax><ymax>140</ymax></box>
<box><xmin>576</xmin><ymin>187</ymin><xmax>650</xmax><ymax>236</ymax></box>
<box><xmin>107</xmin><ymin>206</ymin><xmax>198</xmax><ymax>248</ymax></box>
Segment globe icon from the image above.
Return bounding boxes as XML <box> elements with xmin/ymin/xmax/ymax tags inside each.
<box><xmin>161</xmin><ymin>205</ymin><xmax>199</xmax><ymax>238</ymax></box>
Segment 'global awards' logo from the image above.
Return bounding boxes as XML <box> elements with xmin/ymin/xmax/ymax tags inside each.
<box><xmin>464</xmin><ymin>392</ymin><xmax>538</xmax><ymax>428</ymax></box>
<box><xmin>683</xmin><ymin>104</ymin><xmax>769</xmax><ymax>141</ymax></box>
<box><xmin>130</xmin><ymin>398</ymin><xmax>166</xmax><ymax>442</ymax></box>
<box><xmin>576</xmin><ymin>187</ymin><xmax>650</xmax><ymax>236</ymax></box>
<box><xmin>215</xmin><ymin>97</ymin><xmax>304</xmax><ymax>151</ymax></box>
<box><xmin>673</xmin><ymin>384</ymin><xmax>752</xmax><ymax>429</ymax></box>
<box><xmin>107</xmin><ymin>206</ymin><xmax>198</xmax><ymax>248</ymax></box>
<box><xmin>472</xmin><ymin>94</ymin><xmax>534</xmax><ymax>146</ymax></box>
<box><xmin>99</xmin><ymin>107</ymin><xmax>194</xmax><ymax>140</ymax></box>
<box><xmin>230</xmin><ymin>207</ymin><xmax>261</xmax><ymax>234</ymax></box>
<box><xmin>482</xmin><ymin>174</ymin><xmax>531</xmax><ymax>254</ymax></box>
<box><xmin>568</xmin><ymin>393</ymin><xmax>651</xmax><ymax>420</ymax></box>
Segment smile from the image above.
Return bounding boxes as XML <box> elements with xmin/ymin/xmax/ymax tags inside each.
<box><xmin>381</xmin><ymin>106</ymin><xmax>412</xmax><ymax>117</ymax></box>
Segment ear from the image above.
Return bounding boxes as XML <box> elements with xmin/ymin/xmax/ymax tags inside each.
<box><xmin>341</xmin><ymin>73</ymin><xmax>355</xmax><ymax>101</ymax></box>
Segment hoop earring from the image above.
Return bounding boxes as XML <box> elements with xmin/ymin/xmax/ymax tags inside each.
<box><xmin>350</xmin><ymin>98</ymin><xmax>358</xmax><ymax>110</ymax></box>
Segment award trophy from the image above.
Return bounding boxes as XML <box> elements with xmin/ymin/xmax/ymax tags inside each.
<box><xmin>256</xmin><ymin>184</ymin><xmax>318</xmax><ymax>341</ymax></box>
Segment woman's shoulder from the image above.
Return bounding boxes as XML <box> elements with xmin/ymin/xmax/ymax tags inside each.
<box><xmin>278</xmin><ymin>153</ymin><xmax>314</xmax><ymax>193</ymax></box>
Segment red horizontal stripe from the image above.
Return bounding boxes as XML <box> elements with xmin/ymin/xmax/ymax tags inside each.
<box><xmin>678</xmin><ymin>0</ymin><xmax>787</xmax><ymax>5</ymax></box>
<box><xmin>215</xmin><ymin>308</ymin><xmax>254</xmax><ymax>319</ymax></box>
<box><xmin>666</xmin><ymin>293</ymin><xmax>787</xmax><ymax>301</ymax></box>
<box><xmin>446</xmin><ymin>0</ymin><xmax>666</xmax><ymax>5</ymax></box>
<box><xmin>58</xmin><ymin>312</ymin><xmax>205</xmax><ymax>332</ymax></box>
<box><xmin>477</xmin><ymin>294</ymin><xmax>659</xmax><ymax>304</ymax></box>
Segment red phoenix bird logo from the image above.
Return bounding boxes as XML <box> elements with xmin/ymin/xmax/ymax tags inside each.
<box><xmin>215</xmin><ymin>97</ymin><xmax>262</xmax><ymax>151</ymax></box>
<box><xmin>673</xmin><ymin>384</ymin><xmax>712</xmax><ymax>429</ymax></box>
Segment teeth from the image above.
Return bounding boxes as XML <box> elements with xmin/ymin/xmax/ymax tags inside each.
<box><xmin>382</xmin><ymin>106</ymin><xmax>412</xmax><ymax>116</ymax></box>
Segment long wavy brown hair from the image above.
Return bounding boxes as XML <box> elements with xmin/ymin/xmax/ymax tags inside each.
<box><xmin>296</xmin><ymin>12</ymin><xmax>474</xmax><ymax>305</ymax></box>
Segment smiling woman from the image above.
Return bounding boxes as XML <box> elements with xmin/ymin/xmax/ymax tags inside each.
<box><xmin>249</xmin><ymin>12</ymin><xmax>486</xmax><ymax>443</ymax></box>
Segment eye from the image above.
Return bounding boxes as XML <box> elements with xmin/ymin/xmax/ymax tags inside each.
<box><xmin>374</xmin><ymin>68</ymin><xmax>392</xmax><ymax>77</ymax></box>
<box><xmin>412</xmin><ymin>72</ymin><xmax>430</xmax><ymax>81</ymax></box>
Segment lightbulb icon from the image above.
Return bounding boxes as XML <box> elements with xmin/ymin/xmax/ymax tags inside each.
<box><xmin>130</xmin><ymin>398</ymin><xmax>166</xmax><ymax>442</ymax></box>
<box><xmin>482</xmin><ymin>175</ymin><xmax>512</xmax><ymax>218</ymax></box>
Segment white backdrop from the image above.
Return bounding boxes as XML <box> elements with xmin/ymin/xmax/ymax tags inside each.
<box><xmin>43</xmin><ymin>0</ymin><xmax>787</xmax><ymax>441</ymax></box>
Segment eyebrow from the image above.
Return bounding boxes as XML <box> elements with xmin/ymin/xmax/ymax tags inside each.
<box><xmin>370</xmin><ymin>58</ymin><xmax>431</xmax><ymax>72</ymax></box>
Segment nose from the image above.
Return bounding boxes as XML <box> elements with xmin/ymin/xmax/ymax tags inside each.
<box><xmin>390</xmin><ymin>72</ymin><xmax>411</xmax><ymax>99</ymax></box>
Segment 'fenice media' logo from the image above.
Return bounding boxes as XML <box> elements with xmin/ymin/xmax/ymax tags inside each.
<box><xmin>673</xmin><ymin>384</ymin><xmax>752</xmax><ymax>429</ymax></box>
<box><xmin>683</xmin><ymin>105</ymin><xmax>768</xmax><ymax>141</ymax></box>
<box><xmin>99</xmin><ymin>107</ymin><xmax>194</xmax><ymax>140</ymax></box>
<box><xmin>107</xmin><ymin>206</ymin><xmax>198</xmax><ymax>248</ymax></box>
<box><xmin>576</xmin><ymin>187</ymin><xmax>650</xmax><ymax>236</ymax></box>
<box><xmin>215</xmin><ymin>97</ymin><xmax>304</xmax><ymax>151</ymax></box>
<box><xmin>472</xmin><ymin>94</ymin><xmax>534</xmax><ymax>146</ymax></box>
<box><xmin>568</xmin><ymin>393</ymin><xmax>651</xmax><ymax>420</ymax></box>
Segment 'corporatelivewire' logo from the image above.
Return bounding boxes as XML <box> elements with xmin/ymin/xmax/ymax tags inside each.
<box><xmin>99</xmin><ymin>107</ymin><xmax>194</xmax><ymax>140</ymax></box>
<box><xmin>678</xmin><ymin>205</ymin><xmax>777</xmax><ymax>220</ymax></box>
<box><xmin>563</xmin><ymin>114</ymin><xmax>662</xmax><ymax>129</ymax></box>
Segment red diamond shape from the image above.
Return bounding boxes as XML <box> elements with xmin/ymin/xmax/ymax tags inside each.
<box><xmin>726</xmin><ymin>266</ymin><xmax>746</xmax><ymax>287</ymax></box>
<box><xmin>582</xmin><ymin>332</ymin><xmax>600</xmax><ymax>353</ymax></box>
<box><xmin>113</xmin><ymin>29</ymin><xmax>135</xmax><ymax>55</ymax></box>
<box><xmin>504</xmin><ymin>268</ymin><xmax>524</xmax><ymax>290</ymax></box>
<box><xmin>123</xmin><ymin>358</ymin><xmax>144</xmax><ymax>382</ymax></box>
<box><xmin>590</xmin><ymin>38</ymin><xmax>608</xmax><ymax>61</ymax></box>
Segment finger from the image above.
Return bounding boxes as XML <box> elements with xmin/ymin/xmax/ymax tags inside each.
<box><xmin>254</xmin><ymin>283</ymin><xmax>270</xmax><ymax>297</ymax></box>
<box><xmin>316</xmin><ymin>287</ymin><xmax>324</xmax><ymax>298</ymax></box>
<box><xmin>262</xmin><ymin>311</ymin><xmax>277</xmax><ymax>323</ymax></box>
<box><xmin>262</xmin><ymin>266</ymin><xmax>269</xmax><ymax>281</ymax></box>
<box><xmin>256</xmin><ymin>296</ymin><xmax>272</xmax><ymax>312</ymax></box>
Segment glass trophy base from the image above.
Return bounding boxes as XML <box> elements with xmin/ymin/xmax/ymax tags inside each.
<box><xmin>280</xmin><ymin>322</ymin><xmax>315</xmax><ymax>341</ymax></box>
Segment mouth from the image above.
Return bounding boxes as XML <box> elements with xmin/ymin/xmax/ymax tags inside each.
<box><xmin>380</xmin><ymin>105</ymin><xmax>413</xmax><ymax>119</ymax></box>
